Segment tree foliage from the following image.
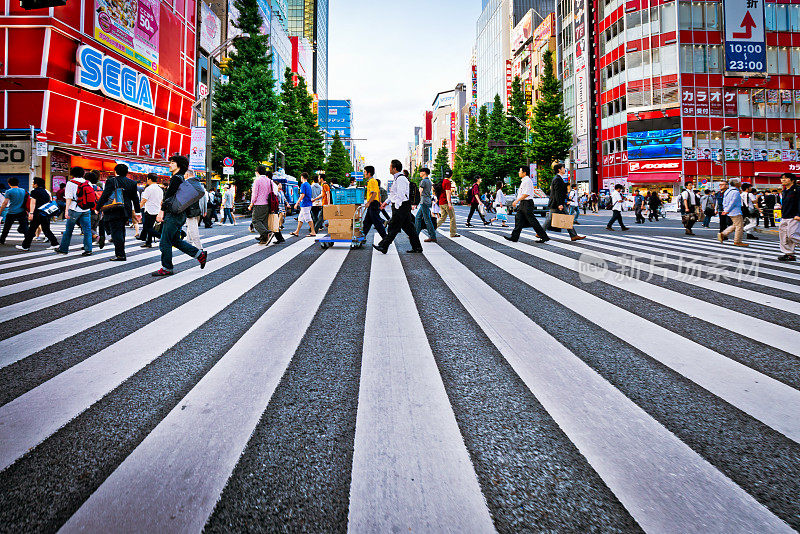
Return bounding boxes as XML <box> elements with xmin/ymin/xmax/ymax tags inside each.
<box><xmin>212</xmin><ymin>0</ymin><xmax>283</xmax><ymax>192</ymax></box>
<box><xmin>325</xmin><ymin>131</ymin><xmax>353</xmax><ymax>186</ymax></box>
<box><xmin>434</xmin><ymin>143</ymin><xmax>451</xmax><ymax>179</ymax></box>
<box><xmin>280</xmin><ymin>70</ymin><xmax>325</xmax><ymax>177</ymax></box>
<box><xmin>452</xmin><ymin>127</ymin><xmax>467</xmax><ymax>188</ymax></box>
<box><xmin>530</xmin><ymin>49</ymin><xmax>572</xmax><ymax>190</ymax></box>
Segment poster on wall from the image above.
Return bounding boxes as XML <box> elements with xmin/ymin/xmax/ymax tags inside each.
<box><xmin>200</xmin><ymin>3</ymin><xmax>222</xmax><ymax>53</ymax></box>
<box><xmin>628</xmin><ymin>129</ymin><xmax>682</xmax><ymax>160</ymax></box>
<box><xmin>189</xmin><ymin>127</ymin><xmax>207</xmax><ymax>171</ymax></box>
<box><xmin>94</xmin><ymin>0</ymin><xmax>159</xmax><ymax>74</ymax></box>
<box><xmin>577</xmin><ymin>135</ymin><xmax>589</xmax><ymax>167</ymax></box>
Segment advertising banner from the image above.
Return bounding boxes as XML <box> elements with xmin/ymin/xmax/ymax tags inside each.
<box><xmin>94</xmin><ymin>0</ymin><xmax>159</xmax><ymax>74</ymax></box>
<box><xmin>577</xmin><ymin>135</ymin><xmax>589</xmax><ymax>168</ymax></box>
<box><xmin>573</xmin><ymin>0</ymin><xmax>590</xmax><ymax>169</ymax></box>
<box><xmin>450</xmin><ymin>112</ymin><xmax>457</xmax><ymax>167</ymax></box>
<box><xmin>724</xmin><ymin>0</ymin><xmax>766</xmax><ymax>73</ymax></box>
<box><xmin>506</xmin><ymin>60</ymin><xmax>513</xmax><ymax>105</ymax></box>
<box><xmin>628</xmin><ymin>129</ymin><xmax>682</xmax><ymax>160</ymax></box>
<box><xmin>200</xmin><ymin>3</ymin><xmax>221</xmax><ymax>53</ymax></box>
<box><xmin>190</xmin><ymin>127</ymin><xmax>206</xmax><ymax>171</ymax></box>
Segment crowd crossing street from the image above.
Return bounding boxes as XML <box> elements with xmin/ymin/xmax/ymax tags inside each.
<box><xmin>0</xmin><ymin>206</ymin><xmax>798</xmax><ymax>533</ymax></box>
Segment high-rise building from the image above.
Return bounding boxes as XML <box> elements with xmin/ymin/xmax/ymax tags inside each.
<box><xmin>286</xmin><ymin>0</ymin><xmax>328</xmax><ymax>102</ymax></box>
<box><xmin>319</xmin><ymin>100</ymin><xmax>356</xmax><ymax>166</ymax></box>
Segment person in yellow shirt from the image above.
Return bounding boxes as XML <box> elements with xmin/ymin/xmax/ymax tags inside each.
<box><xmin>362</xmin><ymin>166</ymin><xmax>387</xmax><ymax>239</ymax></box>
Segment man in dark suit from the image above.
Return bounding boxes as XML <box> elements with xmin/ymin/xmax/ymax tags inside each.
<box><xmin>96</xmin><ymin>164</ymin><xmax>142</xmax><ymax>261</ymax></box>
<box><xmin>545</xmin><ymin>163</ymin><xmax>585</xmax><ymax>241</ymax></box>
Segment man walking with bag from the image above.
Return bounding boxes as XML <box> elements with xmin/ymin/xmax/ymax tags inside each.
<box><xmin>56</xmin><ymin>167</ymin><xmax>94</xmax><ymax>255</ymax></box>
<box><xmin>17</xmin><ymin>177</ymin><xmax>59</xmax><ymax>250</ymax></box>
<box><xmin>435</xmin><ymin>170</ymin><xmax>460</xmax><ymax>237</ymax></box>
<box><xmin>362</xmin><ymin>166</ymin><xmax>387</xmax><ymax>240</ymax></box>
<box><xmin>139</xmin><ymin>173</ymin><xmax>163</xmax><ymax>248</ymax></box>
<box><xmin>546</xmin><ymin>164</ymin><xmax>585</xmax><ymax>241</ymax></box>
<box><xmin>373</xmin><ymin>160</ymin><xmax>423</xmax><ymax>254</ymax></box>
<box><xmin>465</xmin><ymin>177</ymin><xmax>489</xmax><ymax>227</ymax></box>
<box><xmin>680</xmin><ymin>181</ymin><xmax>699</xmax><ymax>235</ymax></box>
<box><xmin>95</xmin><ymin>164</ymin><xmax>141</xmax><ymax>261</ymax></box>
<box><xmin>152</xmin><ymin>155</ymin><xmax>208</xmax><ymax>276</ymax></box>
<box><xmin>777</xmin><ymin>172</ymin><xmax>800</xmax><ymax>261</ymax></box>
<box><xmin>414</xmin><ymin>167</ymin><xmax>437</xmax><ymax>243</ymax></box>
<box><xmin>718</xmin><ymin>179</ymin><xmax>747</xmax><ymax>247</ymax></box>
<box><xmin>506</xmin><ymin>166</ymin><xmax>550</xmax><ymax>243</ymax></box>
<box><xmin>606</xmin><ymin>184</ymin><xmax>629</xmax><ymax>231</ymax></box>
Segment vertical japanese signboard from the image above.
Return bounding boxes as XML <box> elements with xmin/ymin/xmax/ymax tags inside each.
<box><xmin>450</xmin><ymin>112</ymin><xmax>457</xmax><ymax>167</ymax></box>
<box><xmin>574</xmin><ymin>0</ymin><xmax>590</xmax><ymax>169</ymax></box>
<box><xmin>724</xmin><ymin>0</ymin><xmax>766</xmax><ymax>73</ymax></box>
<box><xmin>506</xmin><ymin>60</ymin><xmax>513</xmax><ymax>106</ymax></box>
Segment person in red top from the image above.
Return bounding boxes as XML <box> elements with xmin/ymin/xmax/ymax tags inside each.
<box><xmin>466</xmin><ymin>177</ymin><xmax>489</xmax><ymax>227</ymax></box>
<box><xmin>435</xmin><ymin>170</ymin><xmax>461</xmax><ymax>238</ymax></box>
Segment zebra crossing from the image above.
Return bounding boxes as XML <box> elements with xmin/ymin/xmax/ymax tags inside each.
<box><xmin>0</xmin><ymin>222</ymin><xmax>797</xmax><ymax>533</ymax></box>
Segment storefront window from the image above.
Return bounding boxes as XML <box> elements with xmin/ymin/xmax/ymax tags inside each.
<box><xmin>766</xmin><ymin>2</ymin><xmax>776</xmax><ymax>31</ymax></box>
<box><xmin>679</xmin><ymin>1</ymin><xmax>692</xmax><ymax>29</ymax></box>
<box><xmin>768</xmin><ymin>133</ymin><xmax>782</xmax><ymax>161</ymax></box>
<box><xmin>791</xmin><ymin>5</ymin><xmax>800</xmax><ymax>31</ymax></box>
<box><xmin>694</xmin><ymin>45</ymin><xmax>707</xmax><ymax>73</ymax></box>
<box><xmin>795</xmin><ymin>90</ymin><xmax>800</xmax><ymax>117</ymax></box>
<box><xmin>628</xmin><ymin>50</ymin><xmax>644</xmax><ymax>80</ymax></box>
<box><xmin>697</xmin><ymin>131</ymin><xmax>711</xmax><ymax>160</ymax></box>
<box><xmin>710</xmin><ymin>131</ymin><xmax>723</xmax><ymax>162</ymax></box>
<box><xmin>662</xmin><ymin>2</ymin><xmax>677</xmax><ymax>32</ymax></box>
<box><xmin>753</xmin><ymin>133</ymin><xmax>768</xmax><ymax>161</ymax></box>
<box><xmin>706</xmin><ymin>2</ymin><xmax>720</xmax><ymax>30</ymax></box>
<box><xmin>739</xmin><ymin>134</ymin><xmax>753</xmax><ymax>161</ymax></box>
<box><xmin>752</xmin><ymin>88</ymin><xmax>766</xmax><ymax>117</ymax></box>
<box><xmin>692</xmin><ymin>2</ymin><xmax>705</xmax><ymax>28</ymax></box>
<box><xmin>708</xmin><ymin>45</ymin><xmax>722</xmax><ymax>73</ymax></box>
<box><xmin>680</xmin><ymin>45</ymin><xmax>693</xmax><ymax>73</ymax></box>
<box><xmin>781</xmin><ymin>89</ymin><xmax>794</xmax><ymax>118</ymax></box>
<box><xmin>779</xmin><ymin>47</ymin><xmax>790</xmax><ymax>74</ymax></box>
<box><xmin>767</xmin><ymin>89</ymin><xmax>780</xmax><ymax>118</ymax></box>
<box><xmin>738</xmin><ymin>89</ymin><xmax>752</xmax><ymax>117</ymax></box>
<box><xmin>724</xmin><ymin>132</ymin><xmax>739</xmax><ymax>161</ymax></box>
<box><xmin>767</xmin><ymin>46</ymin><xmax>779</xmax><ymax>74</ymax></box>
<box><xmin>777</xmin><ymin>4</ymin><xmax>789</xmax><ymax>31</ymax></box>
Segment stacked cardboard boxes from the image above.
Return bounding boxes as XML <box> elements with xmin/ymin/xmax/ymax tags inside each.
<box><xmin>323</xmin><ymin>204</ymin><xmax>364</xmax><ymax>240</ymax></box>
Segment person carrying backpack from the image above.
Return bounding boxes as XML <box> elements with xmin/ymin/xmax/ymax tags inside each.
<box><xmin>56</xmin><ymin>166</ymin><xmax>95</xmax><ymax>256</ymax></box>
<box><xmin>152</xmin><ymin>155</ymin><xmax>208</xmax><ymax>276</ymax></box>
<box><xmin>95</xmin><ymin>163</ymin><xmax>142</xmax><ymax>261</ymax></box>
<box><xmin>466</xmin><ymin>177</ymin><xmax>489</xmax><ymax>227</ymax></box>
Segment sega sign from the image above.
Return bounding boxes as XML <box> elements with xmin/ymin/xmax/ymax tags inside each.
<box><xmin>723</xmin><ymin>0</ymin><xmax>766</xmax><ymax>73</ymax></box>
<box><xmin>76</xmin><ymin>45</ymin><xmax>155</xmax><ymax>113</ymax></box>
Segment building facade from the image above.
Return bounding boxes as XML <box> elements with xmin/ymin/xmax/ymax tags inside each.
<box><xmin>286</xmin><ymin>0</ymin><xmax>328</xmax><ymax>102</ymax></box>
<box><xmin>1</xmin><ymin>0</ymin><xmax>197</xmax><ymax>189</ymax></box>
<box><xmin>318</xmin><ymin>99</ymin><xmax>356</xmax><ymax>167</ymax></box>
<box><xmin>431</xmin><ymin>85</ymin><xmax>468</xmax><ymax>170</ymax></box>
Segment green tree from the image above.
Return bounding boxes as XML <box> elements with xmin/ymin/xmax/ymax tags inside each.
<box><xmin>279</xmin><ymin>70</ymin><xmax>324</xmax><ymax>176</ymax></box>
<box><xmin>452</xmin><ymin>127</ymin><xmax>467</xmax><ymax>188</ymax></box>
<box><xmin>487</xmin><ymin>94</ymin><xmax>517</xmax><ymax>185</ymax></box>
<box><xmin>295</xmin><ymin>76</ymin><xmax>325</xmax><ymax>174</ymax></box>
<box><xmin>325</xmin><ymin>131</ymin><xmax>353</xmax><ymax>186</ymax></box>
<box><xmin>530</xmin><ymin>49</ymin><xmax>572</xmax><ymax>191</ymax></box>
<box><xmin>465</xmin><ymin>109</ymin><xmax>488</xmax><ymax>184</ymax></box>
<box><xmin>212</xmin><ymin>0</ymin><xmax>283</xmax><ymax>192</ymax></box>
<box><xmin>434</xmin><ymin>143</ymin><xmax>451</xmax><ymax>179</ymax></box>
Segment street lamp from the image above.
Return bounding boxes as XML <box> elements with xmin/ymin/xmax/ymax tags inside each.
<box><xmin>506</xmin><ymin>113</ymin><xmax>532</xmax><ymax>166</ymax></box>
<box><xmin>202</xmin><ymin>33</ymin><xmax>250</xmax><ymax>183</ymax></box>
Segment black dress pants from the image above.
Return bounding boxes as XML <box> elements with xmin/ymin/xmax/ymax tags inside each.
<box><xmin>0</xmin><ymin>212</ymin><xmax>28</xmax><ymax>243</ymax></box>
<box><xmin>607</xmin><ymin>210</ymin><xmax>627</xmax><ymax>229</ymax></box>
<box><xmin>378</xmin><ymin>204</ymin><xmax>422</xmax><ymax>251</ymax></box>
<box><xmin>510</xmin><ymin>200</ymin><xmax>548</xmax><ymax>241</ymax></box>
<box><xmin>140</xmin><ymin>212</ymin><xmax>157</xmax><ymax>245</ymax></box>
<box><xmin>22</xmin><ymin>212</ymin><xmax>58</xmax><ymax>248</ymax></box>
<box><xmin>105</xmin><ymin>216</ymin><xmax>128</xmax><ymax>258</ymax></box>
<box><xmin>362</xmin><ymin>201</ymin><xmax>387</xmax><ymax>239</ymax></box>
<box><xmin>467</xmin><ymin>203</ymin><xmax>487</xmax><ymax>225</ymax></box>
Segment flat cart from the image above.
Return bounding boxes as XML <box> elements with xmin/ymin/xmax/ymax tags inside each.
<box><xmin>317</xmin><ymin>205</ymin><xmax>366</xmax><ymax>249</ymax></box>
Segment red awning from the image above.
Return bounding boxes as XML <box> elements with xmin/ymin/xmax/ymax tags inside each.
<box><xmin>628</xmin><ymin>172</ymin><xmax>682</xmax><ymax>183</ymax></box>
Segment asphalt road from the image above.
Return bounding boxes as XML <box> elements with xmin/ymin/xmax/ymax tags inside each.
<box><xmin>0</xmin><ymin>207</ymin><xmax>797</xmax><ymax>533</ymax></box>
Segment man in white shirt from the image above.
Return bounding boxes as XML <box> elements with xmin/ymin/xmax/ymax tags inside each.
<box><xmin>605</xmin><ymin>184</ymin><xmax>629</xmax><ymax>231</ymax></box>
<box><xmin>506</xmin><ymin>165</ymin><xmax>549</xmax><ymax>243</ymax></box>
<box><xmin>221</xmin><ymin>185</ymin><xmax>236</xmax><ymax>225</ymax></box>
<box><xmin>567</xmin><ymin>184</ymin><xmax>581</xmax><ymax>223</ymax></box>
<box><xmin>373</xmin><ymin>160</ymin><xmax>423</xmax><ymax>254</ymax></box>
<box><xmin>741</xmin><ymin>183</ymin><xmax>759</xmax><ymax>240</ymax></box>
<box><xmin>680</xmin><ymin>181</ymin><xmax>698</xmax><ymax>235</ymax></box>
<box><xmin>56</xmin><ymin>166</ymin><xmax>94</xmax><ymax>255</ymax></box>
<box><xmin>139</xmin><ymin>173</ymin><xmax>164</xmax><ymax>247</ymax></box>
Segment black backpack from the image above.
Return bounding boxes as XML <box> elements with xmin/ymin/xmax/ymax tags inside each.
<box><xmin>434</xmin><ymin>180</ymin><xmax>444</xmax><ymax>199</ymax></box>
<box><xmin>408</xmin><ymin>182</ymin><xmax>421</xmax><ymax>205</ymax></box>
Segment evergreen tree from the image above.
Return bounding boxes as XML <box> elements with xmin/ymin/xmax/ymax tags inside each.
<box><xmin>530</xmin><ymin>49</ymin><xmax>572</xmax><ymax>191</ymax></box>
<box><xmin>434</xmin><ymin>143</ymin><xmax>451</xmax><ymax>179</ymax></box>
<box><xmin>506</xmin><ymin>76</ymin><xmax>528</xmax><ymax>188</ymax></box>
<box><xmin>452</xmin><ymin>127</ymin><xmax>467</xmax><ymax>189</ymax></box>
<box><xmin>325</xmin><ymin>131</ymin><xmax>353</xmax><ymax>186</ymax></box>
<box><xmin>295</xmin><ymin>76</ymin><xmax>326</xmax><ymax>174</ymax></box>
<box><xmin>465</xmin><ymin>108</ymin><xmax>489</xmax><ymax>183</ymax></box>
<box><xmin>487</xmin><ymin>94</ymin><xmax>515</xmax><ymax>185</ymax></box>
<box><xmin>212</xmin><ymin>0</ymin><xmax>283</xmax><ymax>191</ymax></box>
<box><xmin>279</xmin><ymin>69</ymin><xmax>307</xmax><ymax>176</ymax></box>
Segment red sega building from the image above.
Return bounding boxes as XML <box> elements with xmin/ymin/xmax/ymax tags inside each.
<box><xmin>594</xmin><ymin>0</ymin><xmax>799</xmax><ymax>195</ymax></box>
<box><xmin>0</xmin><ymin>0</ymin><xmax>197</xmax><ymax>189</ymax></box>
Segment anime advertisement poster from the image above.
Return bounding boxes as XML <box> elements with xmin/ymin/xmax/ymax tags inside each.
<box><xmin>95</xmin><ymin>0</ymin><xmax>160</xmax><ymax>74</ymax></box>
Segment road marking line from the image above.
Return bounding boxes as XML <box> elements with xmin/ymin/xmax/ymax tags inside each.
<box><xmin>347</xmin><ymin>236</ymin><xmax>495</xmax><ymax>534</ymax></box>
<box><xmin>60</xmin><ymin>248</ymin><xmax>349</xmax><ymax>533</ymax></box>
<box><xmin>476</xmin><ymin>231</ymin><xmax>800</xmax><ymax>357</ymax></box>
<box><xmin>435</xmin><ymin>235</ymin><xmax>793</xmax><ymax>533</ymax></box>
<box><xmin>0</xmin><ymin>239</ymin><xmax>316</xmax><ymax>473</ymax></box>
<box><xmin>0</xmin><ymin>238</ymin><xmax>136</xmax><ymax>270</ymax></box>
<box><xmin>0</xmin><ymin>238</ymin><xmax>138</xmax><ymax>279</ymax></box>
<box><xmin>0</xmin><ymin>235</ymin><xmax>234</xmax><ymax>322</ymax></box>
<box><xmin>448</xmin><ymin>232</ymin><xmax>800</xmax><ymax>442</ymax></box>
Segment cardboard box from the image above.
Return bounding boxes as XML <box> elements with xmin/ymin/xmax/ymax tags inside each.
<box><xmin>327</xmin><ymin>219</ymin><xmax>364</xmax><ymax>240</ymax></box>
<box><xmin>324</xmin><ymin>204</ymin><xmax>359</xmax><ymax>220</ymax></box>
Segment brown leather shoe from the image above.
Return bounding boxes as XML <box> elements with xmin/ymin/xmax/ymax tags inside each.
<box><xmin>424</xmin><ymin>238</ymin><xmax>436</xmax><ymax>242</ymax></box>
<box><xmin>571</xmin><ymin>235</ymin><xmax>586</xmax><ymax>241</ymax></box>
<box><xmin>733</xmin><ymin>242</ymin><xmax>749</xmax><ymax>247</ymax></box>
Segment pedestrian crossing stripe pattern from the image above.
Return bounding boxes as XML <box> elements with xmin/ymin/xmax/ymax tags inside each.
<box><xmin>0</xmin><ymin>224</ymin><xmax>797</xmax><ymax>533</ymax></box>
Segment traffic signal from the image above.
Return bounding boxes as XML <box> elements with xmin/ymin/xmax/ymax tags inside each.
<box><xmin>218</xmin><ymin>58</ymin><xmax>231</xmax><ymax>71</ymax></box>
<box><xmin>20</xmin><ymin>0</ymin><xmax>66</xmax><ymax>9</ymax></box>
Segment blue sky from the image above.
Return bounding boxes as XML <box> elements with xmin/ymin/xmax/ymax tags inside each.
<box><xmin>328</xmin><ymin>0</ymin><xmax>482</xmax><ymax>178</ymax></box>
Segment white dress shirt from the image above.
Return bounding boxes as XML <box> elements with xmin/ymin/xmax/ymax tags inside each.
<box><xmin>517</xmin><ymin>176</ymin><xmax>535</xmax><ymax>201</ymax></box>
<box><xmin>388</xmin><ymin>172</ymin><xmax>409</xmax><ymax>209</ymax></box>
<box><xmin>611</xmin><ymin>190</ymin><xmax>624</xmax><ymax>211</ymax></box>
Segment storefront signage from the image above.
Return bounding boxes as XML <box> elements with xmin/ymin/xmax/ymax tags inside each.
<box><xmin>94</xmin><ymin>0</ymin><xmax>159</xmax><ymax>74</ymax></box>
<box><xmin>724</xmin><ymin>0</ymin><xmax>766</xmax><ymax>73</ymax></box>
<box><xmin>200</xmin><ymin>2</ymin><xmax>222</xmax><ymax>53</ymax></box>
<box><xmin>506</xmin><ymin>60</ymin><xmax>513</xmax><ymax>105</ymax></box>
<box><xmin>76</xmin><ymin>45</ymin><xmax>155</xmax><ymax>113</ymax></box>
<box><xmin>0</xmin><ymin>140</ymin><xmax>31</xmax><ymax>174</ymax></box>
<box><xmin>629</xmin><ymin>160</ymin><xmax>682</xmax><ymax>172</ymax></box>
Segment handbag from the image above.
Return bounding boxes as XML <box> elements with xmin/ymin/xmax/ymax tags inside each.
<box><xmin>478</xmin><ymin>202</ymin><xmax>486</xmax><ymax>216</ymax></box>
<box><xmin>101</xmin><ymin>178</ymin><xmax>126</xmax><ymax>213</ymax></box>
<box><xmin>38</xmin><ymin>201</ymin><xmax>60</xmax><ymax>217</ymax></box>
<box><xmin>551</xmin><ymin>212</ymin><xmax>574</xmax><ymax>229</ymax></box>
<box><xmin>268</xmin><ymin>213</ymin><xmax>280</xmax><ymax>232</ymax></box>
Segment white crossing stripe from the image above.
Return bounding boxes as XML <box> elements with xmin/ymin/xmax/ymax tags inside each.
<box><xmin>636</xmin><ymin>232</ymin><xmax>790</xmax><ymax>257</ymax></box>
<box><xmin>347</xmin><ymin>237</ymin><xmax>495</xmax><ymax>533</ymax></box>
<box><xmin>61</xmin><ymin>248</ymin><xmax>349</xmax><ymax>533</ymax></box>
<box><xmin>0</xmin><ymin>241</ymin><xmax>101</xmax><ymax>268</ymax></box>
<box><xmin>0</xmin><ymin>238</ymin><xmax>137</xmax><ymax>280</ymax></box>
<box><xmin>543</xmin><ymin>234</ymin><xmax>800</xmax><ymax>308</ymax></box>
<box><xmin>449</xmin><ymin>232</ymin><xmax>800</xmax><ymax>442</ymax></box>
<box><xmin>566</xmin><ymin>233</ymin><xmax>800</xmax><ymax>283</ymax></box>
<box><xmin>0</xmin><ymin>238</ymin><xmax>270</xmax><ymax>368</ymax></box>
<box><xmin>0</xmin><ymin>235</ymin><xmax>234</xmax><ymax>322</ymax></box>
<box><xmin>475</xmin><ymin>231</ymin><xmax>800</xmax><ymax>357</ymax></box>
<box><xmin>0</xmin><ymin>238</ymin><xmax>315</xmax><ymax>472</ymax></box>
<box><xmin>434</xmin><ymin>235</ymin><xmax>793</xmax><ymax>533</ymax></box>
